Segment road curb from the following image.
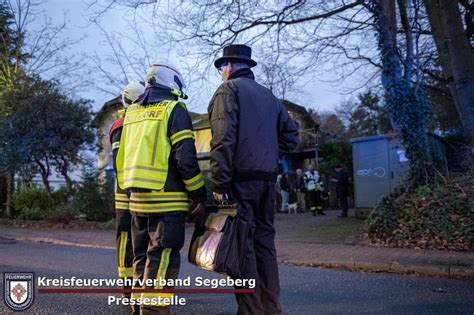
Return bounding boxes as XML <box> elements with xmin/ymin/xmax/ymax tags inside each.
<box><xmin>0</xmin><ymin>235</ymin><xmax>114</xmax><ymax>250</ymax></box>
<box><xmin>4</xmin><ymin>234</ymin><xmax>473</xmax><ymax>280</ymax></box>
<box><xmin>449</xmin><ymin>266</ymin><xmax>474</xmax><ymax>278</ymax></box>
<box><xmin>281</xmin><ymin>259</ymin><xmax>474</xmax><ymax>280</ymax></box>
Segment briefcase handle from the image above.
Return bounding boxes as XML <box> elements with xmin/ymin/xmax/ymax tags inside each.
<box><xmin>216</xmin><ymin>201</ymin><xmax>238</xmax><ymax>217</ymax></box>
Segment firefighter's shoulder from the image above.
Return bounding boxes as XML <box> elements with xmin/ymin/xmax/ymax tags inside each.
<box><xmin>109</xmin><ymin>117</ymin><xmax>125</xmax><ymax>139</ymax></box>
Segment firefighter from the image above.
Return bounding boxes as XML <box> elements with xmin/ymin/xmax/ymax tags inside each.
<box><xmin>314</xmin><ymin>179</ymin><xmax>327</xmax><ymax>216</ymax></box>
<box><xmin>116</xmin><ymin>63</ymin><xmax>206</xmax><ymax>315</ymax></box>
<box><xmin>109</xmin><ymin>81</ymin><xmax>144</xmax><ymax>297</ymax></box>
<box><xmin>304</xmin><ymin>165</ymin><xmax>326</xmax><ymax>216</ymax></box>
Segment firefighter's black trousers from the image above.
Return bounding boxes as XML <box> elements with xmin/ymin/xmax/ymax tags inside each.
<box><xmin>230</xmin><ymin>181</ymin><xmax>282</xmax><ymax>315</ymax></box>
<box><xmin>130</xmin><ymin>212</ymin><xmax>185</xmax><ymax>314</ymax></box>
<box><xmin>115</xmin><ymin>210</ymin><xmax>134</xmax><ymax>279</ymax></box>
<box><xmin>307</xmin><ymin>190</ymin><xmax>325</xmax><ymax>214</ymax></box>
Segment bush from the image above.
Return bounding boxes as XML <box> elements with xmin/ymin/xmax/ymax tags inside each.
<box><xmin>19</xmin><ymin>206</ymin><xmax>43</xmax><ymax>220</ymax></box>
<box><xmin>51</xmin><ymin>187</ymin><xmax>74</xmax><ymax>204</ymax></box>
<box><xmin>365</xmin><ymin>173</ymin><xmax>473</xmax><ymax>250</ymax></box>
<box><xmin>10</xmin><ymin>172</ymin><xmax>116</xmax><ymax>222</ymax></box>
<box><xmin>44</xmin><ymin>200</ymin><xmax>78</xmax><ymax>223</ymax></box>
<box><xmin>74</xmin><ymin>172</ymin><xmax>114</xmax><ymax>222</ymax></box>
<box><xmin>0</xmin><ymin>174</ymin><xmax>7</xmax><ymax>214</ymax></box>
<box><xmin>101</xmin><ymin>218</ymin><xmax>116</xmax><ymax>230</ymax></box>
<box><xmin>365</xmin><ymin>195</ymin><xmax>398</xmax><ymax>240</ymax></box>
<box><xmin>13</xmin><ymin>186</ymin><xmax>51</xmax><ymax>219</ymax></box>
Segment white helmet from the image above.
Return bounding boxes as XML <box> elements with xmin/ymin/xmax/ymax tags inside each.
<box><xmin>122</xmin><ymin>81</ymin><xmax>145</xmax><ymax>108</ymax></box>
<box><xmin>146</xmin><ymin>63</ymin><xmax>186</xmax><ymax>92</ymax></box>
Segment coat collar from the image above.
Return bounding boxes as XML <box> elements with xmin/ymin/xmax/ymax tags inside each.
<box><xmin>228</xmin><ymin>68</ymin><xmax>255</xmax><ymax>81</ymax></box>
<box><xmin>138</xmin><ymin>86</ymin><xmax>177</xmax><ymax>106</ymax></box>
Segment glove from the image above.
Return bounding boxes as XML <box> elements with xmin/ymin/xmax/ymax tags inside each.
<box><xmin>187</xmin><ymin>202</ymin><xmax>205</xmax><ymax>222</ymax></box>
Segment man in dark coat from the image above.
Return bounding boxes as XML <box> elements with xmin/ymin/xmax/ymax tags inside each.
<box><xmin>208</xmin><ymin>44</ymin><xmax>299</xmax><ymax>314</ymax></box>
<box><xmin>332</xmin><ymin>164</ymin><xmax>350</xmax><ymax>218</ymax></box>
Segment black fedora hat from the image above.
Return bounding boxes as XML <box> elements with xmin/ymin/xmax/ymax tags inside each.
<box><xmin>214</xmin><ymin>44</ymin><xmax>257</xmax><ymax>68</ymax></box>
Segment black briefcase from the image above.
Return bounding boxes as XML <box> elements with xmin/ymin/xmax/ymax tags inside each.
<box><xmin>188</xmin><ymin>203</ymin><xmax>249</xmax><ymax>278</ymax></box>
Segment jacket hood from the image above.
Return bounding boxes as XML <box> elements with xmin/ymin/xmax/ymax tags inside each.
<box><xmin>138</xmin><ymin>85</ymin><xmax>177</xmax><ymax>106</ymax></box>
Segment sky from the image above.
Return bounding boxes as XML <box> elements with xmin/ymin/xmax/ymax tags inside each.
<box><xmin>30</xmin><ymin>0</ymin><xmax>373</xmax><ymax>114</ymax></box>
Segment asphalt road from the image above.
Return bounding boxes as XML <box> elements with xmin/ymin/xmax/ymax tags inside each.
<box><xmin>0</xmin><ymin>238</ymin><xmax>473</xmax><ymax>314</ymax></box>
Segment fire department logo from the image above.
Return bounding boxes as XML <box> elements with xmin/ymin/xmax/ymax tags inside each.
<box><xmin>3</xmin><ymin>272</ymin><xmax>35</xmax><ymax>311</ymax></box>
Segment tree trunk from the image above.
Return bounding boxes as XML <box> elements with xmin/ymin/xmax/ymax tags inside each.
<box><xmin>397</xmin><ymin>0</ymin><xmax>414</xmax><ymax>81</ymax></box>
<box><xmin>5</xmin><ymin>172</ymin><xmax>14</xmax><ymax>217</ymax></box>
<box><xmin>58</xmin><ymin>157</ymin><xmax>73</xmax><ymax>191</ymax></box>
<box><xmin>39</xmin><ymin>171</ymin><xmax>52</xmax><ymax>195</ymax></box>
<box><xmin>424</xmin><ymin>0</ymin><xmax>474</xmax><ymax>142</ymax></box>
<box><xmin>35</xmin><ymin>158</ymin><xmax>52</xmax><ymax>195</ymax></box>
<box><xmin>374</xmin><ymin>0</ymin><xmax>403</xmax><ymax>130</ymax></box>
<box><xmin>371</xmin><ymin>0</ymin><xmax>433</xmax><ymax>185</ymax></box>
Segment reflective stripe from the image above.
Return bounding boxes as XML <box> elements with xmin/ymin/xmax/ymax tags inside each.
<box><xmin>170</xmin><ymin>129</ymin><xmax>194</xmax><ymax>145</ymax></box>
<box><xmin>141</xmin><ymin>293</ymin><xmax>174</xmax><ymax>298</ymax></box>
<box><xmin>183</xmin><ymin>173</ymin><xmax>205</xmax><ymax>191</ymax></box>
<box><xmin>115</xmin><ymin>193</ymin><xmax>129</xmax><ymax>202</ymax></box>
<box><xmin>171</xmin><ymin>133</ymin><xmax>193</xmax><ymax>145</ymax></box>
<box><xmin>115</xmin><ymin>188</ymin><xmax>129</xmax><ymax>210</ymax></box>
<box><xmin>118</xmin><ymin>267</ymin><xmax>133</xmax><ymax>278</ymax></box>
<box><xmin>129</xmin><ymin>202</ymin><xmax>190</xmax><ymax>213</ymax></box>
<box><xmin>140</xmin><ymin>247</ymin><xmax>173</xmax><ymax>305</ymax></box>
<box><xmin>155</xmin><ymin>248</ymin><xmax>172</xmax><ymax>289</ymax></box>
<box><xmin>117</xmin><ymin>165</ymin><xmax>166</xmax><ymax>173</ymax></box>
<box><xmin>170</xmin><ymin>129</ymin><xmax>194</xmax><ymax>141</ymax></box>
<box><xmin>112</xmin><ymin>141</ymin><xmax>120</xmax><ymax>150</ymax></box>
<box><xmin>118</xmin><ymin>231</ymin><xmax>127</xmax><ymax>269</ymax></box>
<box><xmin>124</xmin><ymin>177</ymin><xmax>165</xmax><ymax>185</ymax></box>
<box><xmin>130</xmin><ymin>191</ymin><xmax>188</xmax><ymax>202</ymax></box>
<box><xmin>115</xmin><ymin>196</ymin><xmax>129</xmax><ymax>202</ymax></box>
<box><xmin>130</xmin><ymin>203</ymin><xmax>190</xmax><ymax>209</ymax></box>
<box><xmin>115</xmin><ymin>201</ymin><xmax>130</xmax><ymax>211</ymax></box>
<box><xmin>150</xmin><ymin>121</ymin><xmax>161</xmax><ymax>165</ymax></box>
<box><xmin>132</xmin><ymin>288</ymin><xmax>141</xmax><ymax>299</ymax></box>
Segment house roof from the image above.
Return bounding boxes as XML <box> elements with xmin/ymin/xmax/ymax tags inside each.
<box><xmin>93</xmin><ymin>97</ymin><xmax>318</xmax><ymax>131</ymax></box>
<box><xmin>91</xmin><ymin>96</ymin><xmax>122</xmax><ymax>128</ymax></box>
<box><xmin>188</xmin><ymin>99</ymin><xmax>318</xmax><ymax>131</ymax></box>
<box><xmin>281</xmin><ymin>99</ymin><xmax>309</xmax><ymax>115</ymax></box>
<box><xmin>281</xmin><ymin>99</ymin><xmax>318</xmax><ymax>131</ymax></box>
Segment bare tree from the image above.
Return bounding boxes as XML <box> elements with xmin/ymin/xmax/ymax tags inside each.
<box><xmin>84</xmin><ymin>1</ymin><xmax>382</xmax><ymax>105</ymax></box>
<box><xmin>85</xmin><ymin>1</ymin><xmax>471</xmax><ymax>140</ymax></box>
<box><xmin>0</xmin><ymin>0</ymin><xmax>88</xmax><ymax>94</ymax></box>
<box><xmin>89</xmin><ymin>23</ymin><xmax>148</xmax><ymax>97</ymax></box>
<box><xmin>87</xmin><ymin>17</ymin><xmax>227</xmax><ymax>112</ymax></box>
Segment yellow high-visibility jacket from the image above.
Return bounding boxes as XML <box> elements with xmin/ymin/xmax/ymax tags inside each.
<box><xmin>116</xmin><ymin>97</ymin><xmax>206</xmax><ymax>214</ymax></box>
<box><xmin>110</xmin><ymin>115</ymin><xmax>130</xmax><ymax>212</ymax></box>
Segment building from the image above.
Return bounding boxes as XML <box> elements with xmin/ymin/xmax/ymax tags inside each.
<box><xmin>281</xmin><ymin>100</ymin><xmax>320</xmax><ymax>172</ymax></box>
<box><xmin>93</xmin><ymin>97</ymin><xmax>319</xmax><ymax>178</ymax></box>
<box><xmin>351</xmin><ymin>134</ymin><xmax>447</xmax><ymax>209</ymax></box>
<box><xmin>91</xmin><ymin>96</ymin><xmax>122</xmax><ymax>175</ymax></box>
